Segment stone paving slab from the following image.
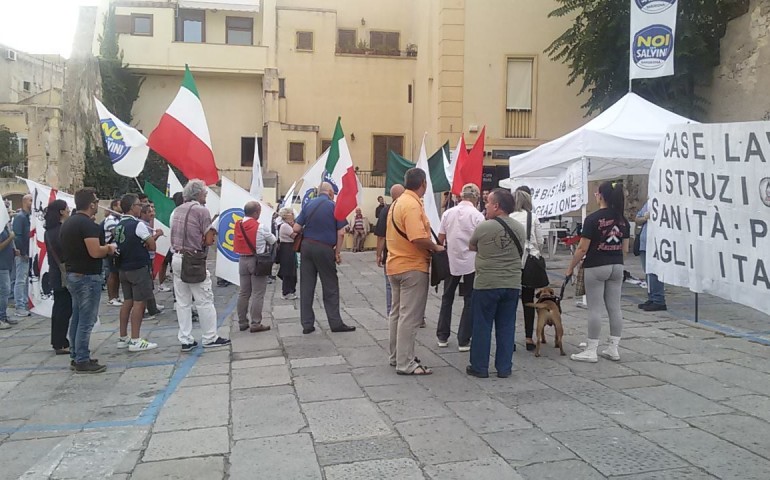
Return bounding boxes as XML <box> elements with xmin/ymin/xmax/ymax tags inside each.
<box><xmin>230</xmin><ymin>433</ymin><xmax>322</xmax><ymax>480</ymax></box>
<box><xmin>303</xmin><ymin>398</ymin><xmax>392</xmax><ymax>443</ymax></box>
<box><xmin>324</xmin><ymin>457</ymin><xmax>425</xmax><ymax>480</ymax></box>
<box><xmin>314</xmin><ymin>436</ymin><xmax>413</xmax><ymax>467</ymax></box>
<box><xmin>394</xmin><ymin>416</ymin><xmax>496</xmax><ymax>465</ymax></box>
<box><xmin>424</xmin><ymin>456</ymin><xmax>524</xmax><ymax>480</ymax></box>
<box><xmin>130</xmin><ymin>456</ymin><xmax>225</xmax><ymax>480</ymax></box>
<box><xmin>143</xmin><ymin>426</ymin><xmax>230</xmax><ymax>462</ymax></box>
<box><xmin>482</xmin><ymin>428</ymin><xmax>576</xmax><ymax>466</ymax></box>
<box><xmin>231</xmin><ymin>393</ymin><xmax>305</xmax><ymax>440</ymax></box>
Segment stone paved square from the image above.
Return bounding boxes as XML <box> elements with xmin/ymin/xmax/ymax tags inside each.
<box><xmin>1</xmin><ymin>253</ymin><xmax>769</xmax><ymax>479</ymax></box>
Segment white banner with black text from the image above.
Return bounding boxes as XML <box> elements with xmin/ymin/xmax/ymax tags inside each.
<box><xmin>647</xmin><ymin>121</ymin><xmax>770</xmax><ymax>313</ymax></box>
<box><xmin>510</xmin><ymin>159</ymin><xmax>587</xmax><ymax>217</ymax></box>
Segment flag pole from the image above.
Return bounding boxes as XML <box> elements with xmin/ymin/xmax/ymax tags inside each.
<box><xmin>134</xmin><ymin>177</ymin><xmax>145</xmax><ymax>193</ymax></box>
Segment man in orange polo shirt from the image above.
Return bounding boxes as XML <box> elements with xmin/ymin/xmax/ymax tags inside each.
<box><xmin>386</xmin><ymin>168</ymin><xmax>444</xmax><ymax>375</ymax></box>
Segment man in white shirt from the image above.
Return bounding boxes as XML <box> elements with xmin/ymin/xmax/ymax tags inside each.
<box><xmin>436</xmin><ymin>183</ymin><xmax>484</xmax><ymax>351</ymax></box>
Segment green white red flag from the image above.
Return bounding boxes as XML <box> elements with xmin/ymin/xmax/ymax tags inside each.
<box><xmin>325</xmin><ymin>118</ymin><xmax>361</xmax><ymax>220</ymax></box>
<box><xmin>148</xmin><ymin>65</ymin><xmax>219</xmax><ymax>185</ymax></box>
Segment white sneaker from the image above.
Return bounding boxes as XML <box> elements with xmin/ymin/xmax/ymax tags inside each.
<box><xmin>157</xmin><ymin>284</ymin><xmax>171</xmax><ymax>292</ymax></box>
<box><xmin>437</xmin><ymin>340</ymin><xmax>449</xmax><ymax>348</ymax></box>
<box><xmin>571</xmin><ymin>339</ymin><xmax>599</xmax><ymax>363</ymax></box>
<box><xmin>108</xmin><ymin>298</ymin><xmax>123</xmax><ymax>307</ymax></box>
<box><xmin>155</xmin><ymin>305</ymin><xmax>166</xmax><ymax>311</ymax></box>
<box><xmin>128</xmin><ymin>338</ymin><xmax>158</xmax><ymax>352</ymax></box>
<box><xmin>284</xmin><ymin>293</ymin><xmax>298</xmax><ymax>300</ymax></box>
<box><xmin>458</xmin><ymin>345</ymin><xmax>470</xmax><ymax>352</ymax></box>
<box><xmin>0</xmin><ymin>321</ymin><xmax>11</xmax><ymax>330</ymax></box>
<box><xmin>600</xmin><ymin>336</ymin><xmax>621</xmax><ymax>361</ymax></box>
<box><xmin>116</xmin><ymin>336</ymin><xmax>130</xmax><ymax>349</ymax></box>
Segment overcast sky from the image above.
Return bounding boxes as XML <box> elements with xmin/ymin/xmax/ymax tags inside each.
<box><xmin>0</xmin><ymin>0</ymin><xmax>100</xmax><ymax>58</ymax></box>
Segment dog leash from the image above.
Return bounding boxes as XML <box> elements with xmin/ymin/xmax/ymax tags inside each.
<box><xmin>559</xmin><ymin>274</ymin><xmax>572</xmax><ymax>300</ymax></box>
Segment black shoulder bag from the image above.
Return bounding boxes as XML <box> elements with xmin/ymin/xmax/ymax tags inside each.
<box><xmin>180</xmin><ymin>205</ymin><xmax>208</xmax><ymax>284</ymax></box>
<box><xmin>390</xmin><ymin>202</ymin><xmax>450</xmax><ymax>287</ymax></box>
<box><xmin>239</xmin><ymin>221</ymin><xmax>276</xmax><ymax>276</ymax></box>
<box><xmin>521</xmin><ymin>211</ymin><xmax>549</xmax><ymax>288</ymax></box>
<box><xmin>293</xmin><ymin>201</ymin><xmax>322</xmax><ymax>253</ymax></box>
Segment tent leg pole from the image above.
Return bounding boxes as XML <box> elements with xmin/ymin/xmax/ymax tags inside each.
<box><xmin>579</xmin><ymin>204</ymin><xmax>587</xmax><ymax>306</ymax></box>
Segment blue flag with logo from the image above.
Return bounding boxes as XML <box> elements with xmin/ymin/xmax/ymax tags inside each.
<box><xmin>95</xmin><ymin>97</ymin><xmax>149</xmax><ymax>177</ymax></box>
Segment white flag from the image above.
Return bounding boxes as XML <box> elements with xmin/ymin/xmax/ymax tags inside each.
<box><xmin>445</xmin><ymin>135</ymin><xmax>463</xmax><ymax>185</ymax></box>
<box><xmin>94</xmin><ymin>97</ymin><xmax>149</xmax><ymax>177</ymax></box>
<box><xmin>0</xmin><ymin>193</ymin><xmax>9</xmax><ymax>232</ymax></box>
<box><xmin>416</xmin><ymin>134</ymin><xmax>441</xmax><ymax>237</ymax></box>
<box><xmin>249</xmin><ymin>137</ymin><xmax>264</xmax><ymax>200</ymax></box>
<box><xmin>167</xmin><ymin>165</ymin><xmax>219</xmax><ymax>219</ymax></box>
<box><xmin>22</xmin><ymin>179</ymin><xmax>76</xmax><ymax>318</ymax></box>
<box><xmin>296</xmin><ymin>149</ymin><xmax>330</xmax><ymax>211</ymax></box>
<box><xmin>166</xmin><ymin>166</ymin><xmax>184</xmax><ymax>197</ymax></box>
<box><xmin>214</xmin><ymin>177</ymin><xmax>274</xmax><ymax>286</ymax></box>
<box><xmin>629</xmin><ymin>0</ymin><xmax>677</xmax><ymax>80</ymax></box>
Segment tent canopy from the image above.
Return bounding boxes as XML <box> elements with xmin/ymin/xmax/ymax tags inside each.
<box><xmin>507</xmin><ymin>93</ymin><xmax>695</xmax><ymax>183</ymax></box>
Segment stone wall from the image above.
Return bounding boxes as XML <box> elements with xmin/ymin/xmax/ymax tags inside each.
<box><xmin>701</xmin><ymin>0</ymin><xmax>770</xmax><ymax>122</ymax></box>
<box><xmin>60</xmin><ymin>6</ymin><xmax>103</xmax><ymax>192</ymax></box>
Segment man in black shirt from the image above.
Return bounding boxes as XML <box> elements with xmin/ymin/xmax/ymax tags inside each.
<box><xmin>61</xmin><ymin>188</ymin><xmax>116</xmax><ymax>373</ymax></box>
<box><xmin>374</xmin><ymin>184</ymin><xmax>404</xmax><ymax>316</ymax></box>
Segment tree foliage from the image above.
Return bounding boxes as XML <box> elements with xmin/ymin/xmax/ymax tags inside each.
<box><xmin>546</xmin><ymin>0</ymin><xmax>749</xmax><ymax>119</ymax></box>
<box><xmin>0</xmin><ymin>125</ymin><xmax>26</xmax><ymax>178</ymax></box>
<box><xmin>83</xmin><ymin>4</ymin><xmax>176</xmax><ymax>199</ymax></box>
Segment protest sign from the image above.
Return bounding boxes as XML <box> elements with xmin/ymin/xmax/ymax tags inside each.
<box><xmin>510</xmin><ymin>159</ymin><xmax>587</xmax><ymax>217</ymax></box>
<box><xmin>647</xmin><ymin>121</ymin><xmax>770</xmax><ymax>313</ymax></box>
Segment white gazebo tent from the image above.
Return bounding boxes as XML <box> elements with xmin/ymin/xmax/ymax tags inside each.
<box><xmin>506</xmin><ymin>92</ymin><xmax>695</xmax><ymax>184</ymax></box>
<box><xmin>504</xmin><ymin>93</ymin><xmax>695</xmax><ymax>304</ymax></box>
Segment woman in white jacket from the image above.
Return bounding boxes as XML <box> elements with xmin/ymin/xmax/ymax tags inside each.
<box><xmin>510</xmin><ymin>188</ymin><xmax>543</xmax><ymax>351</ymax></box>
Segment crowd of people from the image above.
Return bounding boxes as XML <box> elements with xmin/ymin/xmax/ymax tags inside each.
<box><xmin>0</xmin><ymin>170</ymin><xmax>652</xmax><ymax>379</ymax></box>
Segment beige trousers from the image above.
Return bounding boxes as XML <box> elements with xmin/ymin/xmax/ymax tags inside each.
<box><xmin>388</xmin><ymin>270</ymin><xmax>429</xmax><ymax>373</ymax></box>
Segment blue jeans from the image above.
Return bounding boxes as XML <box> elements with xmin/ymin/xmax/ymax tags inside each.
<box><xmin>0</xmin><ymin>270</ymin><xmax>10</xmax><ymax>321</ymax></box>
<box><xmin>14</xmin><ymin>256</ymin><xmax>29</xmax><ymax>313</ymax></box>
<box><xmin>384</xmin><ymin>267</ymin><xmax>392</xmax><ymax>316</ymax></box>
<box><xmin>470</xmin><ymin>288</ymin><xmax>519</xmax><ymax>376</ymax></box>
<box><xmin>67</xmin><ymin>273</ymin><xmax>102</xmax><ymax>363</ymax></box>
<box><xmin>640</xmin><ymin>251</ymin><xmax>666</xmax><ymax>305</ymax></box>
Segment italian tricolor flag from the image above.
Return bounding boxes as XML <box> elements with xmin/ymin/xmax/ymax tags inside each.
<box><xmin>326</xmin><ymin>118</ymin><xmax>361</xmax><ymax>221</ymax></box>
<box><xmin>148</xmin><ymin>65</ymin><xmax>219</xmax><ymax>185</ymax></box>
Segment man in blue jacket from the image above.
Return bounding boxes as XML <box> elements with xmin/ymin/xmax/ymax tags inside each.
<box><xmin>12</xmin><ymin>194</ymin><xmax>31</xmax><ymax>317</ymax></box>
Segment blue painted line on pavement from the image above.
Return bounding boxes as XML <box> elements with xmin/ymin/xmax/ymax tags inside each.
<box><xmin>0</xmin><ymin>293</ymin><xmax>238</xmax><ymax>435</ymax></box>
<box><xmin>136</xmin><ymin>294</ymin><xmax>237</xmax><ymax>423</ymax></box>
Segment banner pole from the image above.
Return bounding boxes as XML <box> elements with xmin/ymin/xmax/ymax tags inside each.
<box><xmin>695</xmin><ymin>293</ymin><xmax>699</xmax><ymax>323</ymax></box>
<box><xmin>134</xmin><ymin>177</ymin><xmax>144</xmax><ymax>193</ymax></box>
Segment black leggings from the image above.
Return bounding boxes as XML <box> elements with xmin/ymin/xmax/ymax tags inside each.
<box><xmin>520</xmin><ymin>287</ymin><xmax>535</xmax><ymax>339</ymax></box>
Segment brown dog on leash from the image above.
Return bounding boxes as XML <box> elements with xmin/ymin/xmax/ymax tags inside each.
<box><xmin>525</xmin><ymin>287</ymin><xmax>565</xmax><ymax>357</ymax></box>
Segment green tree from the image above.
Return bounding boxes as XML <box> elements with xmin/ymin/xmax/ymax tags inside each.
<box><xmin>0</xmin><ymin>125</ymin><xmax>26</xmax><ymax>178</ymax></box>
<box><xmin>546</xmin><ymin>0</ymin><xmax>749</xmax><ymax>119</ymax></box>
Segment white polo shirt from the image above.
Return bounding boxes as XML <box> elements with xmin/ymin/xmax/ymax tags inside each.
<box><xmin>438</xmin><ymin>200</ymin><xmax>485</xmax><ymax>276</ymax></box>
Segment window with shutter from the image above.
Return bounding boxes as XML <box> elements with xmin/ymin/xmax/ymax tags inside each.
<box><xmin>226</xmin><ymin>17</ymin><xmax>253</xmax><ymax>45</ymax></box>
<box><xmin>289</xmin><ymin>142</ymin><xmax>305</xmax><ymax>163</ymax></box>
<box><xmin>320</xmin><ymin>139</ymin><xmax>332</xmax><ymax>155</ymax></box>
<box><xmin>372</xmin><ymin>135</ymin><xmax>403</xmax><ymax>173</ymax></box>
<box><xmin>176</xmin><ymin>9</ymin><xmax>205</xmax><ymax>43</ymax></box>
<box><xmin>370</xmin><ymin>31</ymin><xmax>400</xmax><ymax>55</ymax></box>
<box><xmin>296</xmin><ymin>31</ymin><xmax>314</xmax><ymax>51</ymax></box>
<box><xmin>337</xmin><ymin>29</ymin><xmax>356</xmax><ymax>51</ymax></box>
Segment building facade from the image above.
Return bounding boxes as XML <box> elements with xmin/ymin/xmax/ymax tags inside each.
<box><xmin>93</xmin><ymin>0</ymin><xmax>589</xmax><ymax>197</ymax></box>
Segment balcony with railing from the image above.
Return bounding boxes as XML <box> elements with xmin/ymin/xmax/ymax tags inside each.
<box><xmin>356</xmin><ymin>170</ymin><xmax>386</xmax><ymax>189</ymax></box>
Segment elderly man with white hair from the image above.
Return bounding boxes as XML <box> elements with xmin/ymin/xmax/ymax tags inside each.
<box><xmin>436</xmin><ymin>183</ymin><xmax>484</xmax><ymax>351</ymax></box>
<box><xmin>169</xmin><ymin>179</ymin><xmax>231</xmax><ymax>352</ymax></box>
